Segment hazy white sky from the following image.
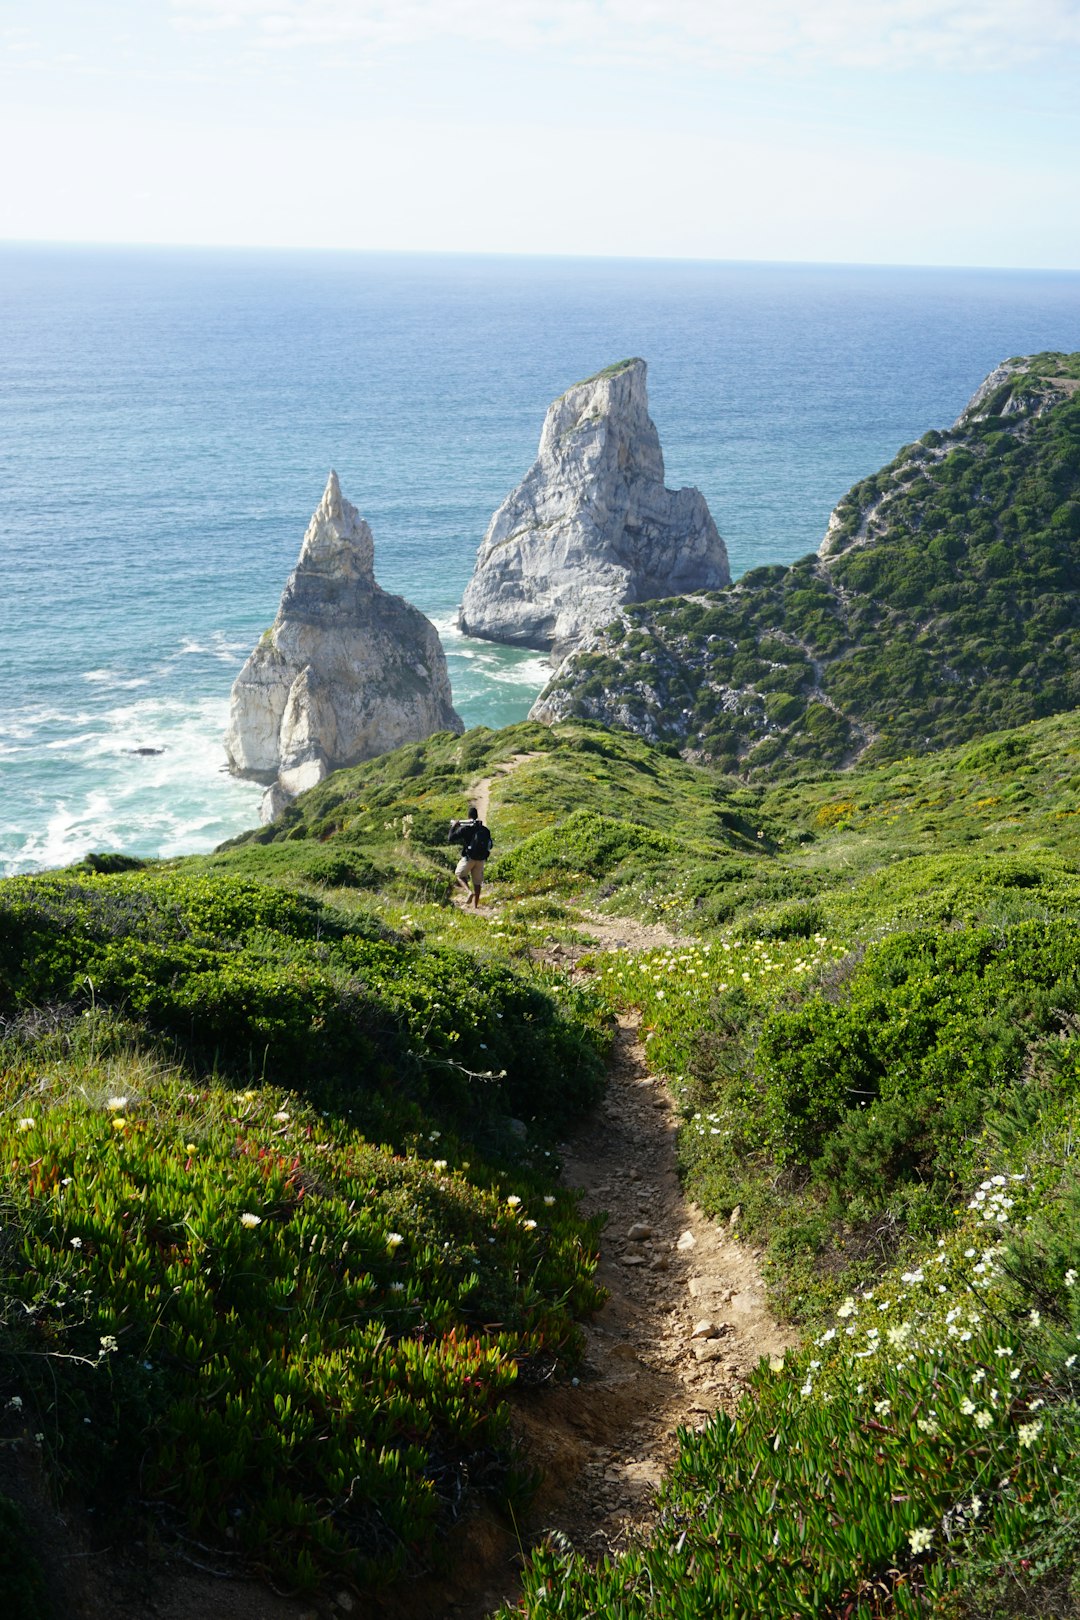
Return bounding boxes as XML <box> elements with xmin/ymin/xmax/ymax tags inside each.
<box><xmin>2</xmin><ymin>1</ymin><xmax>1079</xmax><ymax>265</ymax></box>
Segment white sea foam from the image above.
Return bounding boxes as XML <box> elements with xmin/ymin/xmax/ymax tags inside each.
<box><xmin>430</xmin><ymin>615</ymin><xmax>461</xmax><ymax>640</ymax></box>
<box><xmin>172</xmin><ymin>632</ymin><xmax>249</xmax><ymax>664</ymax></box>
<box><xmin>81</xmin><ymin>669</ymin><xmax>149</xmax><ymax>691</ymax></box>
<box><xmin>1</xmin><ymin>690</ymin><xmax>262</xmax><ymax>876</ymax></box>
<box><xmin>501</xmin><ymin>656</ymin><xmax>551</xmax><ymax>686</ymax></box>
<box><xmin>2</xmin><ymin>706</ymin><xmax>92</xmax><ymax>738</ymax></box>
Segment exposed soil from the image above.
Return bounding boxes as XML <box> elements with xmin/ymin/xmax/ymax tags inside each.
<box><xmin>415</xmin><ymin>1007</ymin><xmax>794</xmax><ymax>1620</ymax></box>
<box><xmin>469</xmin><ymin>755</ymin><xmax>545</xmax><ymax>827</ymax></box>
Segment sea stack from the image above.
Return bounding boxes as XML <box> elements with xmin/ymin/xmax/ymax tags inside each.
<box><xmin>458</xmin><ymin>359</ymin><xmax>729</xmax><ymax>660</ymax></box>
<box><xmin>225</xmin><ymin>473</ymin><xmax>462</xmax><ymax>820</ymax></box>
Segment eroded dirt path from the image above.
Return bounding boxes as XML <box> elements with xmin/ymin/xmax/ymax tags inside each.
<box><xmin>523</xmin><ymin>1011</ymin><xmax>791</xmax><ymax>1544</ymax></box>
<box><xmin>468</xmin><ymin>753</ymin><xmax>545</xmax><ymax>826</ymax></box>
<box><xmin>423</xmin><ymin>983</ymin><xmax>794</xmax><ymax>1620</ymax></box>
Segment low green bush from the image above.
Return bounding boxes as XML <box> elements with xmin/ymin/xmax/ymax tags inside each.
<box><xmin>758</xmin><ymin>922</ymin><xmax>1080</xmax><ymax>1188</ymax></box>
<box><xmin>0</xmin><ymin>1043</ymin><xmax>602</xmax><ymax>1590</ymax></box>
<box><xmin>0</xmin><ymin>871</ymin><xmax>605</xmax><ymax>1138</ymax></box>
<box><xmin>493</xmin><ymin>809</ymin><xmax>683</xmax><ymax>882</ymax></box>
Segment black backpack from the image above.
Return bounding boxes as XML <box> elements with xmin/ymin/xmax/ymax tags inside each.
<box><xmin>466</xmin><ymin>823</ymin><xmax>493</xmax><ymax>860</ymax></box>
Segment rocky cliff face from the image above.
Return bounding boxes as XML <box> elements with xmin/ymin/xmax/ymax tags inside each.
<box><xmin>226</xmin><ymin>473</ymin><xmax>462</xmax><ymax>820</ymax></box>
<box><xmin>458</xmin><ymin>359</ymin><xmax>729</xmax><ymax>660</ymax></box>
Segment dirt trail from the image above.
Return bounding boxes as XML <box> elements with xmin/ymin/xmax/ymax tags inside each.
<box><xmin>534</xmin><ymin>1014</ymin><xmax>790</xmax><ymax>1533</ymax></box>
<box><xmin>468</xmin><ymin>753</ymin><xmax>545</xmax><ymax>826</ymax></box>
<box><xmin>422</xmin><ymin>1003</ymin><xmax>794</xmax><ymax>1619</ymax></box>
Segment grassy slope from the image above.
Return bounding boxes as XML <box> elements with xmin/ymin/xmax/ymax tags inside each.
<box><xmin>535</xmin><ymin>352</ymin><xmax>1080</xmax><ymax>777</ymax></box>
<box><xmin>6</xmin><ymin>709</ymin><xmax>1080</xmax><ymax>1612</ymax></box>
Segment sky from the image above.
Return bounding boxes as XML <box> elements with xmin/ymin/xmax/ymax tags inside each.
<box><xmin>2</xmin><ymin>1</ymin><xmax>1079</xmax><ymax>266</ymax></box>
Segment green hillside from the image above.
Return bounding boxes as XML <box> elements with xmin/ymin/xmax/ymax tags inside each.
<box><xmin>5</xmin><ymin>710</ymin><xmax>1080</xmax><ymax>1614</ymax></box>
<box><xmin>535</xmin><ymin>352</ymin><xmax>1080</xmax><ymax>776</ymax></box>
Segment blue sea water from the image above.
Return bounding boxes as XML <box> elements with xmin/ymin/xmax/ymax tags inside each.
<box><xmin>2</xmin><ymin>246</ymin><xmax>1079</xmax><ymax>875</ymax></box>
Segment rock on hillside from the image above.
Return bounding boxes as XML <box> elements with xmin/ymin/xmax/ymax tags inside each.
<box><xmin>530</xmin><ymin>352</ymin><xmax>1080</xmax><ymax>777</ymax></box>
<box><xmin>225</xmin><ymin>473</ymin><xmax>462</xmax><ymax>820</ymax></box>
<box><xmin>458</xmin><ymin>359</ymin><xmax>729</xmax><ymax>660</ymax></box>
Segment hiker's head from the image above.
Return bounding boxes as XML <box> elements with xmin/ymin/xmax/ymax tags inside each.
<box><xmin>468</xmin><ymin>806</ymin><xmax>479</xmax><ymax>820</ymax></box>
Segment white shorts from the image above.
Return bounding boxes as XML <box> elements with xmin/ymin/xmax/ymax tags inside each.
<box><xmin>455</xmin><ymin>856</ymin><xmax>485</xmax><ymax>891</ymax></box>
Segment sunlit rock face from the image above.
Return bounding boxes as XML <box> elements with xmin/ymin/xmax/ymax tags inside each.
<box><xmin>458</xmin><ymin>358</ymin><xmax>729</xmax><ymax>661</ymax></box>
<box><xmin>226</xmin><ymin>472</ymin><xmax>462</xmax><ymax>820</ymax></box>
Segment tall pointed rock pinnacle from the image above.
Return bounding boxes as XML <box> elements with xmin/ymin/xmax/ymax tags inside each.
<box><xmin>225</xmin><ymin>474</ymin><xmax>462</xmax><ymax>821</ymax></box>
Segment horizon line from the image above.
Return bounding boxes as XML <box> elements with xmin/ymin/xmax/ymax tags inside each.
<box><xmin>2</xmin><ymin>237</ymin><xmax>1079</xmax><ymax>277</ymax></box>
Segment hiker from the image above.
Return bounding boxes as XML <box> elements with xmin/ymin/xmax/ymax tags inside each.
<box><xmin>448</xmin><ymin>806</ymin><xmax>493</xmax><ymax>908</ymax></box>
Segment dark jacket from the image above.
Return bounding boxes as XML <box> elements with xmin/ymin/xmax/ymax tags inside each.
<box><xmin>448</xmin><ymin>819</ymin><xmax>492</xmax><ymax>859</ymax></box>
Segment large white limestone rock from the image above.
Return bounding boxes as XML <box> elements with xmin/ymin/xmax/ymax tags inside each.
<box><xmin>225</xmin><ymin>473</ymin><xmax>462</xmax><ymax>820</ymax></box>
<box><xmin>458</xmin><ymin>359</ymin><xmax>729</xmax><ymax>659</ymax></box>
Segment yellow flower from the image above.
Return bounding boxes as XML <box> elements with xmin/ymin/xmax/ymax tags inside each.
<box><xmin>111</xmin><ymin>1117</ymin><xmax>127</xmax><ymax>1131</ymax></box>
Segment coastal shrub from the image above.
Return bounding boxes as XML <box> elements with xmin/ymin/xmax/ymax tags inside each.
<box><xmin>594</xmin><ymin>899</ymin><xmax>1080</xmax><ymax>1319</ymax></box>
<box><xmin>758</xmin><ymin>922</ymin><xmax>1080</xmax><ymax>1182</ymax></box>
<box><xmin>0</xmin><ymin>871</ymin><xmax>605</xmax><ymax>1137</ymax></box>
<box><xmin>493</xmin><ymin>809</ymin><xmax>683</xmax><ymax>882</ymax></box>
<box><xmin>0</xmin><ymin>1038</ymin><xmax>603</xmax><ymax>1591</ymax></box>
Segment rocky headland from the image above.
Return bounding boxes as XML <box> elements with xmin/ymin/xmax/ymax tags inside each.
<box><xmin>528</xmin><ymin>351</ymin><xmax>1080</xmax><ymax>775</ymax></box>
<box><xmin>458</xmin><ymin>358</ymin><xmax>729</xmax><ymax>661</ymax></box>
<box><xmin>225</xmin><ymin>472</ymin><xmax>462</xmax><ymax>820</ymax></box>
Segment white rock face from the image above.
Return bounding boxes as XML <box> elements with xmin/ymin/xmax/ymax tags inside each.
<box><xmin>225</xmin><ymin>472</ymin><xmax>462</xmax><ymax>819</ymax></box>
<box><xmin>458</xmin><ymin>359</ymin><xmax>729</xmax><ymax>659</ymax></box>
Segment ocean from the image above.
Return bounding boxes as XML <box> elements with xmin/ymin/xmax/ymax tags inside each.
<box><xmin>2</xmin><ymin>246</ymin><xmax>1079</xmax><ymax>875</ymax></box>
